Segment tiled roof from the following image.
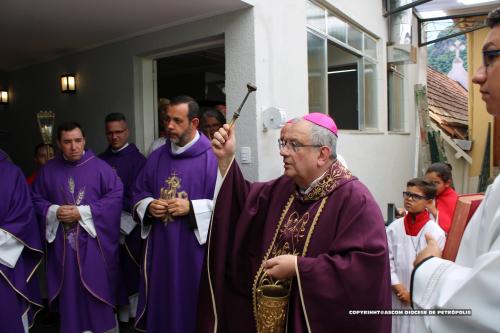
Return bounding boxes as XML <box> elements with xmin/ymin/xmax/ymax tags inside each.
<box><xmin>427</xmin><ymin>66</ymin><xmax>468</xmax><ymax>139</ymax></box>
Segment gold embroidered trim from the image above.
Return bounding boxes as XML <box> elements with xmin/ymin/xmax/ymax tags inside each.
<box><xmin>76</xmin><ymin>226</ymin><xmax>116</xmax><ymax>309</ymax></box>
<box><xmin>302</xmin><ymin>197</ymin><xmax>327</xmax><ymax>255</ymax></box>
<box><xmin>50</xmin><ymin>226</ymin><xmax>66</xmax><ymax>304</ymax></box>
<box><xmin>251</xmin><ymin>194</ymin><xmax>327</xmax><ymax>327</ymax></box>
<box><xmin>301</xmin><ymin>160</ymin><xmax>352</xmax><ymax>202</ymax></box>
<box><xmin>252</xmin><ymin>195</ymin><xmax>294</xmax><ymax>324</ymax></box>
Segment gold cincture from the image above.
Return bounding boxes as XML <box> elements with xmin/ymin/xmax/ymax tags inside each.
<box><xmin>256</xmin><ymin>275</ymin><xmax>290</xmax><ymax>333</ymax></box>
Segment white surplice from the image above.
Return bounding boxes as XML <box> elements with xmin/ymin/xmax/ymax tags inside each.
<box><xmin>387</xmin><ymin>217</ymin><xmax>445</xmax><ymax>333</ymax></box>
<box><xmin>412</xmin><ymin>175</ymin><xmax>500</xmax><ymax>332</ymax></box>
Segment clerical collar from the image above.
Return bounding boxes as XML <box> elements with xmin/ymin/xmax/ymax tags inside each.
<box><xmin>171</xmin><ymin>131</ymin><xmax>200</xmax><ymax>155</ymax></box>
<box><xmin>300</xmin><ymin>170</ymin><xmax>328</xmax><ymax>195</ymax></box>
<box><xmin>403</xmin><ymin>210</ymin><xmax>431</xmax><ymax>236</ymax></box>
<box><xmin>63</xmin><ymin>150</ymin><xmax>85</xmax><ymax>161</ymax></box>
<box><xmin>112</xmin><ymin>143</ymin><xmax>129</xmax><ymax>153</ymax></box>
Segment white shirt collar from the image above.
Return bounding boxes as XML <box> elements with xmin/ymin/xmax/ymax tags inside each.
<box><xmin>112</xmin><ymin>142</ymin><xmax>129</xmax><ymax>153</ymax></box>
<box><xmin>171</xmin><ymin>131</ymin><xmax>200</xmax><ymax>155</ymax></box>
<box><xmin>300</xmin><ymin>170</ymin><xmax>328</xmax><ymax>195</ymax></box>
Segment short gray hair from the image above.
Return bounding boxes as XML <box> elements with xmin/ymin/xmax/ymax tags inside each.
<box><xmin>290</xmin><ymin>118</ymin><xmax>338</xmax><ymax>160</ymax></box>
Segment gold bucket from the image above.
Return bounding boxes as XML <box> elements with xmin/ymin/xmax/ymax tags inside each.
<box><xmin>256</xmin><ymin>280</ymin><xmax>290</xmax><ymax>333</ymax></box>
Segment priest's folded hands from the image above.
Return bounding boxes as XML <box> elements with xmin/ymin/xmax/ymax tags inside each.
<box><xmin>148</xmin><ymin>198</ymin><xmax>190</xmax><ymax>219</ymax></box>
<box><xmin>56</xmin><ymin>205</ymin><xmax>81</xmax><ymax>223</ymax></box>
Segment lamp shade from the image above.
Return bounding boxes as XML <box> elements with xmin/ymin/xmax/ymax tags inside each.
<box><xmin>61</xmin><ymin>74</ymin><xmax>76</xmax><ymax>93</ymax></box>
<box><xmin>0</xmin><ymin>90</ymin><xmax>8</xmax><ymax>104</ymax></box>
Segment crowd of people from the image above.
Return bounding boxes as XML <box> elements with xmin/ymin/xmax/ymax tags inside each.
<box><xmin>1</xmin><ymin>7</ymin><xmax>500</xmax><ymax>333</ymax></box>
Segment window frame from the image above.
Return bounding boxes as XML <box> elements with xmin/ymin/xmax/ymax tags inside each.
<box><xmin>306</xmin><ymin>0</ymin><xmax>379</xmax><ymax>130</ymax></box>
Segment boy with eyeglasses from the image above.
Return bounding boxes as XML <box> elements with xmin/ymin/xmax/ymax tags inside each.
<box><xmin>386</xmin><ymin>178</ymin><xmax>445</xmax><ymax>333</ymax></box>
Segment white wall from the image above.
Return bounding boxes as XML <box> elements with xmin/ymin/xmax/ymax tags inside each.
<box><xmin>252</xmin><ymin>0</ymin><xmax>310</xmax><ymax>181</ymax></box>
<box><xmin>312</xmin><ymin>0</ymin><xmax>428</xmax><ymax>217</ymax></box>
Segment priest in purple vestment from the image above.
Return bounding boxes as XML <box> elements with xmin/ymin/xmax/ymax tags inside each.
<box><xmin>99</xmin><ymin>112</ymin><xmax>146</xmax><ymax>324</ymax></box>
<box><xmin>0</xmin><ymin>150</ymin><xmax>43</xmax><ymax>332</ymax></box>
<box><xmin>32</xmin><ymin>121</ymin><xmax>123</xmax><ymax>333</ymax></box>
<box><xmin>198</xmin><ymin>113</ymin><xmax>391</xmax><ymax>332</ymax></box>
<box><xmin>132</xmin><ymin>96</ymin><xmax>218</xmax><ymax>333</ymax></box>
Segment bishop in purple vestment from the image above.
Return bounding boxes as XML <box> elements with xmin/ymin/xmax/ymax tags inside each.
<box><xmin>99</xmin><ymin>113</ymin><xmax>146</xmax><ymax>322</ymax></box>
<box><xmin>31</xmin><ymin>122</ymin><xmax>123</xmax><ymax>333</ymax></box>
<box><xmin>198</xmin><ymin>114</ymin><xmax>391</xmax><ymax>332</ymax></box>
<box><xmin>132</xmin><ymin>96</ymin><xmax>217</xmax><ymax>332</ymax></box>
<box><xmin>0</xmin><ymin>150</ymin><xmax>43</xmax><ymax>332</ymax></box>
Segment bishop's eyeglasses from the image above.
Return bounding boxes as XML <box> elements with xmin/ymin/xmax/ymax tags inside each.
<box><xmin>483</xmin><ymin>49</ymin><xmax>500</xmax><ymax>68</ymax></box>
<box><xmin>278</xmin><ymin>139</ymin><xmax>322</xmax><ymax>152</ymax></box>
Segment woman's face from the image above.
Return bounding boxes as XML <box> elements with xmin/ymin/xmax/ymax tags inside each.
<box><xmin>204</xmin><ymin>116</ymin><xmax>222</xmax><ymax>139</ymax></box>
<box><xmin>425</xmin><ymin>171</ymin><xmax>451</xmax><ymax>195</ymax></box>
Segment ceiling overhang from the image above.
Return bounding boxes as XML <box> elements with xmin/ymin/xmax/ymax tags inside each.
<box><xmin>0</xmin><ymin>0</ymin><xmax>251</xmax><ymax>72</ymax></box>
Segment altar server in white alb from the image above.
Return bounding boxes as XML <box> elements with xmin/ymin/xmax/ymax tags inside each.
<box><xmin>412</xmin><ymin>7</ymin><xmax>500</xmax><ymax>332</ymax></box>
<box><xmin>387</xmin><ymin>178</ymin><xmax>445</xmax><ymax>333</ymax></box>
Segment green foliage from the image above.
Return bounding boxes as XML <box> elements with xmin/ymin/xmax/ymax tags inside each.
<box><xmin>427</xmin><ymin>35</ymin><xmax>468</xmax><ymax>74</ymax></box>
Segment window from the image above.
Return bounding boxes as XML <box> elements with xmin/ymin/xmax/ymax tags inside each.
<box><xmin>388</xmin><ymin>65</ymin><xmax>405</xmax><ymax>132</ymax></box>
<box><xmin>307</xmin><ymin>1</ymin><xmax>379</xmax><ymax>130</ymax></box>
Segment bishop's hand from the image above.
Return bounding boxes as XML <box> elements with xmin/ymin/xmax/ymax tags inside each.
<box><xmin>212</xmin><ymin>124</ymin><xmax>235</xmax><ymax>175</ymax></box>
<box><xmin>264</xmin><ymin>255</ymin><xmax>297</xmax><ymax>280</ymax></box>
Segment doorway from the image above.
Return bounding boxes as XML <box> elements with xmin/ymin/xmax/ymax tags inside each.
<box><xmin>155</xmin><ymin>46</ymin><xmax>225</xmax><ymax>136</ymax></box>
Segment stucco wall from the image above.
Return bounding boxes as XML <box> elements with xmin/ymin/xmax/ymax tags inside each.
<box><xmin>468</xmin><ymin>28</ymin><xmax>494</xmax><ymax>184</ymax></box>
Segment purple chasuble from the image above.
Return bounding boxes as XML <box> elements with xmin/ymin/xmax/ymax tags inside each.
<box><xmin>198</xmin><ymin>160</ymin><xmax>392</xmax><ymax>333</ymax></box>
<box><xmin>31</xmin><ymin>149</ymin><xmax>123</xmax><ymax>333</ymax></box>
<box><xmin>0</xmin><ymin>151</ymin><xmax>43</xmax><ymax>331</ymax></box>
<box><xmin>99</xmin><ymin>143</ymin><xmax>146</xmax><ymax>302</ymax></box>
<box><xmin>132</xmin><ymin>133</ymin><xmax>217</xmax><ymax>333</ymax></box>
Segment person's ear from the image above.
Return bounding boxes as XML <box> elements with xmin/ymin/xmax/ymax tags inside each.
<box><xmin>192</xmin><ymin>117</ymin><xmax>200</xmax><ymax>130</ymax></box>
<box><xmin>317</xmin><ymin>146</ymin><xmax>331</xmax><ymax>167</ymax></box>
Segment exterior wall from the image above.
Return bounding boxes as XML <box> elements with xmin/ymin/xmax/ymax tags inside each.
<box><xmin>467</xmin><ymin>28</ymin><xmax>494</xmax><ymax>190</ymax></box>
<box><xmin>252</xmin><ymin>0</ymin><xmax>309</xmax><ymax>181</ymax></box>
<box><xmin>309</xmin><ymin>1</ymin><xmax>427</xmax><ymax>217</ymax></box>
<box><xmin>442</xmin><ymin>143</ymin><xmax>469</xmax><ymax>195</ymax></box>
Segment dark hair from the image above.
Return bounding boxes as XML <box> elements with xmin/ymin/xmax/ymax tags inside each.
<box><xmin>487</xmin><ymin>7</ymin><xmax>500</xmax><ymax>28</ymax></box>
<box><xmin>170</xmin><ymin>95</ymin><xmax>200</xmax><ymax>120</ymax></box>
<box><xmin>57</xmin><ymin>121</ymin><xmax>85</xmax><ymax>140</ymax></box>
<box><xmin>202</xmin><ymin>109</ymin><xmax>226</xmax><ymax>126</ymax></box>
<box><xmin>426</xmin><ymin>162</ymin><xmax>453</xmax><ymax>182</ymax></box>
<box><xmin>34</xmin><ymin>143</ymin><xmax>53</xmax><ymax>155</ymax></box>
<box><xmin>105</xmin><ymin>113</ymin><xmax>127</xmax><ymax>123</ymax></box>
<box><xmin>407</xmin><ymin>177</ymin><xmax>436</xmax><ymax>200</ymax></box>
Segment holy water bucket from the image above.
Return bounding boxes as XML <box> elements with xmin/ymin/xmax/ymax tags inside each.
<box><xmin>256</xmin><ymin>280</ymin><xmax>290</xmax><ymax>333</ymax></box>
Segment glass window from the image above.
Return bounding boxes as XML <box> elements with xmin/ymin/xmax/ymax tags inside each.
<box><xmin>307</xmin><ymin>32</ymin><xmax>327</xmax><ymax>113</ymax></box>
<box><xmin>388</xmin><ymin>65</ymin><xmax>405</xmax><ymax>132</ymax></box>
<box><xmin>327</xmin><ymin>41</ymin><xmax>359</xmax><ymax>130</ymax></box>
<box><xmin>307</xmin><ymin>2</ymin><xmax>326</xmax><ymax>32</ymax></box>
<box><xmin>364</xmin><ymin>60</ymin><xmax>378</xmax><ymax>129</ymax></box>
<box><xmin>306</xmin><ymin>4</ymin><xmax>379</xmax><ymax>130</ymax></box>
<box><xmin>347</xmin><ymin>25</ymin><xmax>363</xmax><ymax>51</ymax></box>
<box><xmin>327</xmin><ymin>14</ymin><xmax>346</xmax><ymax>43</ymax></box>
<box><xmin>364</xmin><ymin>35</ymin><xmax>377</xmax><ymax>59</ymax></box>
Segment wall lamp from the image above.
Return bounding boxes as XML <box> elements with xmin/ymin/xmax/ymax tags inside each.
<box><xmin>0</xmin><ymin>90</ymin><xmax>8</xmax><ymax>104</ymax></box>
<box><xmin>60</xmin><ymin>74</ymin><xmax>76</xmax><ymax>93</ymax></box>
